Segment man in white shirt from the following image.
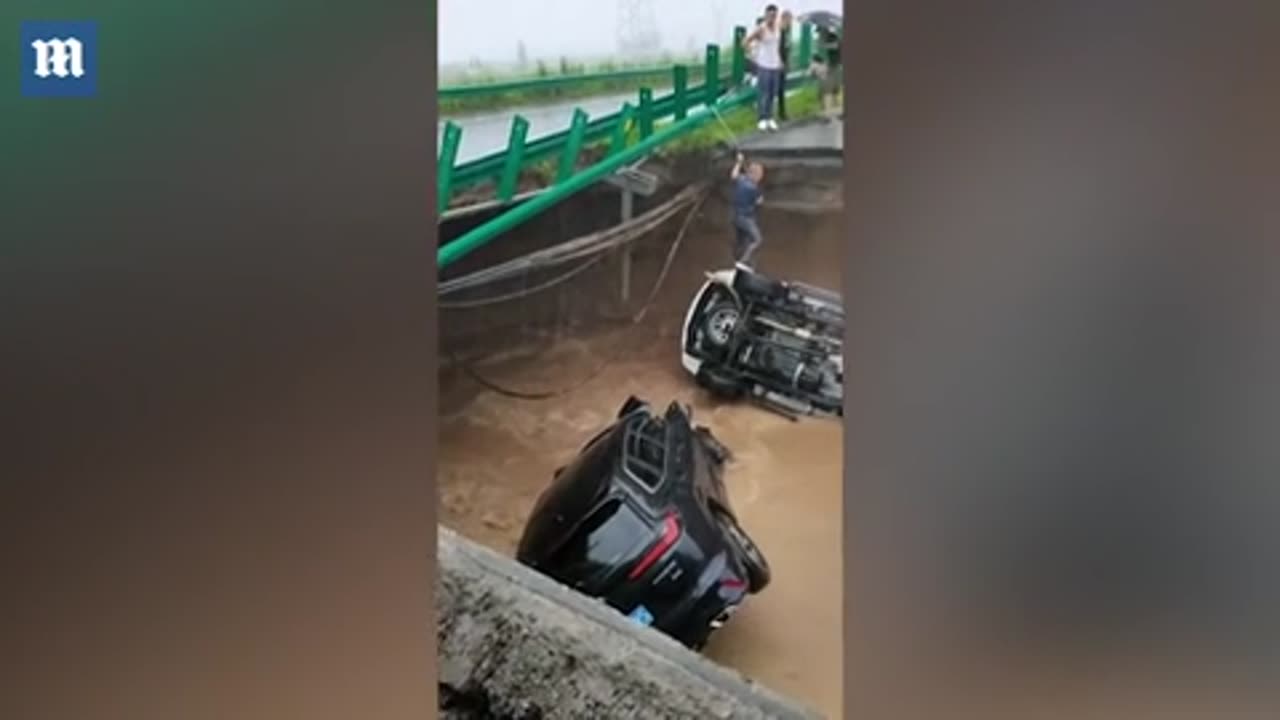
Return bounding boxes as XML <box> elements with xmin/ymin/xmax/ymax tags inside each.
<box><xmin>743</xmin><ymin>4</ymin><xmax>785</xmax><ymax>131</ymax></box>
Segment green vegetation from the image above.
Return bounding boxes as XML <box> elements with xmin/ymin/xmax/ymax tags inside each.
<box><xmin>438</xmin><ymin>54</ymin><xmax>708</xmax><ymax>115</ymax></box>
<box><xmin>654</xmin><ymin>85</ymin><xmax>825</xmax><ymax>157</ymax></box>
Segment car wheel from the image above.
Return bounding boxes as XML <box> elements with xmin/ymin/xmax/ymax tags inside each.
<box><xmin>702</xmin><ymin>303</ymin><xmax>740</xmax><ymax>348</ymax></box>
<box><xmin>715</xmin><ymin>510</ymin><xmax>771</xmax><ymax>593</ymax></box>
<box><xmin>697</xmin><ymin>365</ymin><xmax>745</xmax><ymax>400</ymax></box>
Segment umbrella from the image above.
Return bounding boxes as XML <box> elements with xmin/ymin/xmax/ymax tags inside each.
<box><xmin>798</xmin><ymin>10</ymin><xmax>842</xmax><ymax>32</ymax></box>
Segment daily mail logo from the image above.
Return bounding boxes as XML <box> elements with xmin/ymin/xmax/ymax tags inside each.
<box><xmin>20</xmin><ymin>20</ymin><xmax>98</xmax><ymax>97</ymax></box>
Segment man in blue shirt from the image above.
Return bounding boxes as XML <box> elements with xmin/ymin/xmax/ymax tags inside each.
<box><xmin>730</xmin><ymin>152</ymin><xmax>766</xmax><ymax>265</ymax></box>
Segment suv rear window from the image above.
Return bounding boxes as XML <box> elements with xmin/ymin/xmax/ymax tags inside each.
<box><xmin>623</xmin><ymin>415</ymin><xmax>668</xmax><ymax>491</ymax></box>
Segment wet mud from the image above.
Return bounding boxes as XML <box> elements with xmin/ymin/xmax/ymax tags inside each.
<box><xmin>439</xmin><ymin>202</ymin><xmax>845</xmax><ymax>717</ymax></box>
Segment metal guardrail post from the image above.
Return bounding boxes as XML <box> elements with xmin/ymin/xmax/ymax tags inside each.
<box><xmin>638</xmin><ymin>88</ymin><xmax>654</xmax><ymax>139</ymax></box>
<box><xmin>798</xmin><ymin>23</ymin><xmax>814</xmax><ymax>70</ymax></box>
<box><xmin>497</xmin><ymin>115</ymin><xmax>530</xmax><ymax>202</ymax></box>
<box><xmin>672</xmin><ymin>66</ymin><xmax>688</xmax><ymax>120</ymax></box>
<box><xmin>437</xmin><ymin>121</ymin><xmax>462</xmax><ymax>214</ymax></box>
<box><xmin>731</xmin><ymin>26</ymin><xmax>747</xmax><ymax>86</ymax></box>
<box><xmin>704</xmin><ymin>44</ymin><xmax>720</xmax><ymax>104</ymax></box>
<box><xmin>610</xmin><ymin>103</ymin><xmax>635</xmax><ymax>156</ymax></box>
<box><xmin>558</xmin><ymin>108</ymin><xmax>589</xmax><ymax>182</ymax></box>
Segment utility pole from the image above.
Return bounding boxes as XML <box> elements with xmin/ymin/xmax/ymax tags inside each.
<box><xmin>616</xmin><ymin>0</ymin><xmax>662</xmax><ymax>59</ymax></box>
<box><xmin>709</xmin><ymin>0</ymin><xmax>729</xmax><ymax>35</ymax></box>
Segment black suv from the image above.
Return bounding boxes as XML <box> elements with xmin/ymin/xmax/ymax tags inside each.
<box><xmin>516</xmin><ymin>396</ymin><xmax>771</xmax><ymax>650</ymax></box>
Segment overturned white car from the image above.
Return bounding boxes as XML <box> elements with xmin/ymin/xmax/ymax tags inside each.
<box><xmin>680</xmin><ymin>264</ymin><xmax>844</xmax><ymax>418</ymax></box>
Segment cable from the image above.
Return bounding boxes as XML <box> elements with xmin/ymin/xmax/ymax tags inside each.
<box><xmin>438</xmin><ymin>254</ymin><xmax>606</xmax><ymax>310</ymax></box>
<box><xmin>452</xmin><ymin>187</ymin><xmax>709</xmax><ymax>400</ymax></box>
<box><xmin>598</xmin><ymin>186</ymin><xmax>708</xmax><ymax>323</ymax></box>
<box><xmin>707</xmin><ymin>101</ymin><xmax>743</xmax><ymax>151</ymax></box>
<box><xmin>438</xmin><ymin>199</ymin><xmax>682</xmax><ymax>297</ymax></box>
<box><xmin>439</xmin><ymin>183</ymin><xmax>706</xmax><ymax>296</ymax></box>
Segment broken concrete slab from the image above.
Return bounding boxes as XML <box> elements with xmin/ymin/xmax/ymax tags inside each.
<box><xmin>437</xmin><ymin>527</ymin><xmax>825</xmax><ymax>720</ymax></box>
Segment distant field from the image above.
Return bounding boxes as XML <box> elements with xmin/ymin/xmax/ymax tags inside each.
<box><xmin>439</xmin><ymin>51</ymin><xmax>720</xmax><ymax>115</ymax></box>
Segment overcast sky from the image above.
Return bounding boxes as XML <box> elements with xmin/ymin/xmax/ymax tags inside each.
<box><xmin>439</xmin><ymin>0</ymin><xmax>840</xmax><ymax>65</ymax></box>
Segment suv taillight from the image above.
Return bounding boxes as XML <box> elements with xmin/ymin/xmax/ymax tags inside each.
<box><xmin>627</xmin><ymin>512</ymin><xmax>681</xmax><ymax>581</ymax></box>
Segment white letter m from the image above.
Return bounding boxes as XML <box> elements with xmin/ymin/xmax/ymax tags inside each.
<box><xmin>31</xmin><ymin>38</ymin><xmax>85</xmax><ymax>79</ymax></box>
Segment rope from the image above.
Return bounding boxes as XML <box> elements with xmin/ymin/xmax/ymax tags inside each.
<box><xmin>453</xmin><ymin>187</ymin><xmax>709</xmax><ymax>400</ymax></box>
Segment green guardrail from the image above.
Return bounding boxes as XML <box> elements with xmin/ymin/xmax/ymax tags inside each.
<box><xmin>439</xmin><ymin>69</ymin><xmax>727</xmax><ymax>205</ymax></box>
<box><xmin>439</xmin><ymin>85</ymin><xmax>757</xmax><ymax>268</ymax></box>
<box><xmin>439</xmin><ymin>62</ymin><xmax>817</xmax><ymax>270</ymax></box>
<box><xmin>436</xmin><ymin>22</ymin><xmax>818</xmax><ymax>222</ymax></box>
<box><xmin>440</xmin><ymin>22</ymin><xmax>814</xmax><ymax>211</ymax></box>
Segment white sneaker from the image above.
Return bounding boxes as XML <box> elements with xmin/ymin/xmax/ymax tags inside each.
<box><xmin>767</xmin><ymin>119</ymin><xmax>780</xmax><ymax>131</ymax></box>
<box><xmin>757</xmin><ymin>119</ymin><xmax>769</xmax><ymax>131</ymax></box>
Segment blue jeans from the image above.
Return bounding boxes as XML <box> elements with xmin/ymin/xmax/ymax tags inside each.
<box><xmin>756</xmin><ymin>68</ymin><xmax>783</xmax><ymax>121</ymax></box>
<box><xmin>732</xmin><ymin>214</ymin><xmax>763</xmax><ymax>264</ymax></box>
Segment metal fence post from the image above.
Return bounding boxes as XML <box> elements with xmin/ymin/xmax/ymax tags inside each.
<box><xmin>798</xmin><ymin>23</ymin><xmax>814</xmax><ymax>71</ymax></box>
<box><xmin>704</xmin><ymin>44</ymin><xmax>720</xmax><ymax>104</ymax></box>
<box><xmin>638</xmin><ymin>87</ymin><xmax>654</xmax><ymax>139</ymax></box>
<box><xmin>437</xmin><ymin>121</ymin><xmax>462</xmax><ymax>214</ymax></box>
<box><xmin>497</xmin><ymin>114</ymin><xmax>529</xmax><ymax>202</ymax></box>
<box><xmin>672</xmin><ymin>65</ymin><xmax>688</xmax><ymax>120</ymax></box>
<box><xmin>557</xmin><ymin>108</ymin><xmax>589</xmax><ymax>182</ymax></box>
<box><xmin>610</xmin><ymin>102</ymin><xmax>635</xmax><ymax>156</ymax></box>
<box><xmin>731</xmin><ymin>26</ymin><xmax>746</xmax><ymax>86</ymax></box>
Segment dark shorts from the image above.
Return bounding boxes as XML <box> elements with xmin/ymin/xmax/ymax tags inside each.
<box><xmin>819</xmin><ymin>71</ymin><xmax>839</xmax><ymax>95</ymax></box>
<box><xmin>820</xmin><ymin>65</ymin><xmax>842</xmax><ymax>95</ymax></box>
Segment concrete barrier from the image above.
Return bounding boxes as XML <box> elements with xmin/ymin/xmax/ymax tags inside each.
<box><xmin>437</xmin><ymin>527</ymin><xmax>824</xmax><ymax>719</ymax></box>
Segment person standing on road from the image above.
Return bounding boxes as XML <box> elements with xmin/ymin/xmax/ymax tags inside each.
<box><xmin>820</xmin><ymin>27</ymin><xmax>842</xmax><ymax>119</ymax></box>
<box><xmin>775</xmin><ymin>10</ymin><xmax>793</xmax><ymax>121</ymax></box>
<box><xmin>729</xmin><ymin>152</ymin><xmax>766</xmax><ymax>266</ymax></box>
<box><xmin>744</xmin><ymin>5</ymin><xmax>784</xmax><ymax>132</ymax></box>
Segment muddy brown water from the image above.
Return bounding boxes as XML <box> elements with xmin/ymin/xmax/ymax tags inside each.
<box><xmin>439</xmin><ymin>202</ymin><xmax>844</xmax><ymax>717</ymax></box>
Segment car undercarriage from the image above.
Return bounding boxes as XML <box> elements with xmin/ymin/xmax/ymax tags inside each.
<box><xmin>681</xmin><ymin>264</ymin><xmax>844</xmax><ymax>418</ymax></box>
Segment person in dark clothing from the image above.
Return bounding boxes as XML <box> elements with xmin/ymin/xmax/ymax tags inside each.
<box><xmin>729</xmin><ymin>152</ymin><xmax>766</xmax><ymax>265</ymax></box>
<box><xmin>820</xmin><ymin>27</ymin><xmax>841</xmax><ymax>118</ymax></box>
<box><xmin>776</xmin><ymin>10</ymin><xmax>793</xmax><ymax>120</ymax></box>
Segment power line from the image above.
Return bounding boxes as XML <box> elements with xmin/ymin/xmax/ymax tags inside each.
<box><xmin>617</xmin><ymin>0</ymin><xmax>662</xmax><ymax>58</ymax></box>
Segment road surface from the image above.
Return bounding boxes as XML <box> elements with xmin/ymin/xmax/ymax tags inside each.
<box><xmin>739</xmin><ymin>117</ymin><xmax>844</xmax><ymax>153</ymax></box>
<box><xmin>438</xmin><ymin>206</ymin><xmax>846</xmax><ymax>717</ymax></box>
<box><xmin>439</xmin><ymin>90</ymin><xmax>651</xmax><ymax>165</ymax></box>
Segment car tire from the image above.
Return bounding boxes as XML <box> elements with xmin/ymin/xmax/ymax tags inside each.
<box><xmin>701</xmin><ymin>302</ymin><xmax>740</xmax><ymax>349</ymax></box>
<box><xmin>697</xmin><ymin>365</ymin><xmax>745</xmax><ymax>400</ymax></box>
<box><xmin>714</xmin><ymin>510</ymin><xmax>771</xmax><ymax>593</ymax></box>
